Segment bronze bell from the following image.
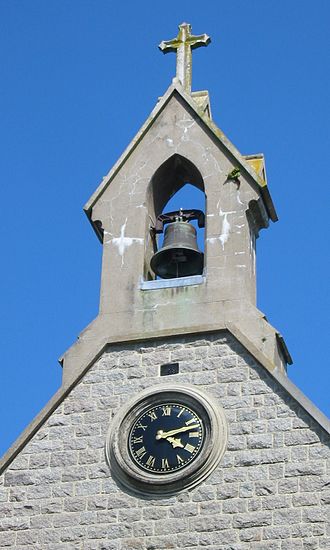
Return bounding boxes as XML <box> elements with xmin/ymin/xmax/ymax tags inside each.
<box><xmin>150</xmin><ymin>214</ymin><xmax>204</xmax><ymax>279</ymax></box>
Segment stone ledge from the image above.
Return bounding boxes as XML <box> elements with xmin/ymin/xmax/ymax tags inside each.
<box><xmin>140</xmin><ymin>275</ymin><xmax>205</xmax><ymax>290</ymax></box>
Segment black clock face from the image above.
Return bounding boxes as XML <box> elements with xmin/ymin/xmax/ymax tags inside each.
<box><xmin>128</xmin><ymin>402</ymin><xmax>204</xmax><ymax>474</ymax></box>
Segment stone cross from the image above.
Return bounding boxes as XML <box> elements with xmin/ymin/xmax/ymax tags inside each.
<box><xmin>159</xmin><ymin>22</ymin><xmax>211</xmax><ymax>94</ymax></box>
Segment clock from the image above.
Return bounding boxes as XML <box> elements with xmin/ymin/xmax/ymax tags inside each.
<box><xmin>129</xmin><ymin>402</ymin><xmax>204</xmax><ymax>474</ymax></box>
<box><xmin>106</xmin><ymin>384</ymin><xmax>227</xmax><ymax>496</ymax></box>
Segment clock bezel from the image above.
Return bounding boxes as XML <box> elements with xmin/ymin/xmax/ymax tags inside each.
<box><xmin>106</xmin><ymin>384</ymin><xmax>228</xmax><ymax>496</ymax></box>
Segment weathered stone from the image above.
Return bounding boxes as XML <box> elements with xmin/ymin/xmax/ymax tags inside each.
<box><xmin>60</xmin><ymin>526</ymin><xmax>86</xmax><ymax>542</ymax></box>
<box><xmin>64</xmin><ymin>497</ymin><xmax>86</xmax><ymax>512</ymax></box>
<box><xmin>263</xmin><ymin>526</ymin><xmax>292</xmax><ymax>540</ymax></box>
<box><xmin>285</xmin><ymin>431</ymin><xmax>320</xmax><ymax>446</ymax></box>
<box><xmin>239</xmin><ymin>527</ymin><xmax>262</xmax><ymax>542</ymax></box>
<box><xmin>132</xmin><ymin>521</ymin><xmax>153</xmax><ymax>537</ymax></box>
<box><xmin>302</xmin><ymin>506</ymin><xmax>330</xmax><ymax>523</ymax></box>
<box><xmin>247</xmin><ymin>434</ymin><xmax>273</xmax><ymax>449</ymax></box>
<box><xmin>0</xmin><ymin>333</ymin><xmax>329</xmax><ymax>550</ymax></box>
<box><xmin>169</xmin><ymin>503</ymin><xmax>198</xmax><ymax>517</ymax></box>
<box><xmin>222</xmin><ymin>499</ymin><xmax>246</xmax><ymax>514</ymax></box>
<box><xmin>285</xmin><ymin>462</ymin><xmax>325</xmax><ymax>477</ymax></box>
<box><xmin>143</xmin><ymin>506</ymin><xmax>168</xmax><ymax>520</ymax></box>
<box><xmin>232</xmin><ymin>512</ymin><xmax>272</xmax><ymax>529</ymax></box>
<box><xmin>0</xmin><ymin>531</ymin><xmax>15</xmax><ymax>547</ymax></box>
<box><xmin>95</xmin><ymin>510</ymin><xmax>118</xmax><ymax>523</ymax></box>
<box><xmin>273</xmin><ymin>508</ymin><xmax>301</xmax><ymax>525</ymax></box>
<box><xmin>192</xmin><ymin>515</ymin><xmax>231</xmax><ymax>531</ymax></box>
<box><xmin>118</xmin><ymin>508</ymin><xmax>142</xmax><ymax>522</ymax></box>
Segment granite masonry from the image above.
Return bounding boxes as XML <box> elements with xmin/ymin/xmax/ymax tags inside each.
<box><xmin>1</xmin><ymin>332</ymin><xmax>329</xmax><ymax>549</ymax></box>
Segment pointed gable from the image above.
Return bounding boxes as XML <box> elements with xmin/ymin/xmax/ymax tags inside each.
<box><xmin>84</xmin><ymin>83</ymin><xmax>277</xmax><ymax>242</ymax></box>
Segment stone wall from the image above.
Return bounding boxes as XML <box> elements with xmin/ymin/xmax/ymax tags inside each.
<box><xmin>1</xmin><ymin>331</ymin><xmax>329</xmax><ymax>549</ymax></box>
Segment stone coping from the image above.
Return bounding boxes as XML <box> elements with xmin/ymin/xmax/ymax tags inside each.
<box><xmin>140</xmin><ymin>275</ymin><xmax>205</xmax><ymax>290</ymax></box>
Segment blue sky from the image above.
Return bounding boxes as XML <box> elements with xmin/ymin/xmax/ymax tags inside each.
<box><xmin>1</xmin><ymin>0</ymin><xmax>329</xmax><ymax>457</ymax></box>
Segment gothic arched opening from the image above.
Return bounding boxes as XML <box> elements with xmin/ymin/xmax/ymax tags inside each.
<box><xmin>145</xmin><ymin>154</ymin><xmax>206</xmax><ymax>280</ymax></box>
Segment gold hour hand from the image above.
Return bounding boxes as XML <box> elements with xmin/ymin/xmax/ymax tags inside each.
<box><xmin>167</xmin><ymin>436</ymin><xmax>184</xmax><ymax>449</ymax></box>
<box><xmin>156</xmin><ymin>425</ymin><xmax>199</xmax><ymax>440</ymax></box>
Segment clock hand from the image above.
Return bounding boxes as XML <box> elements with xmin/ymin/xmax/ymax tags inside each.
<box><xmin>166</xmin><ymin>436</ymin><xmax>184</xmax><ymax>449</ymax></box>
<box><xmin>156</xmin><ymin>424</ymin><xmax>199</xmax><ymax>440</ymax></box>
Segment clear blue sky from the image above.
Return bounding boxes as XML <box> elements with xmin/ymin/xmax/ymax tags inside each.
<box><xmin>1</xmin><ymin>0</ymin><xmax>329</xmax><ymax>457</ymax></box>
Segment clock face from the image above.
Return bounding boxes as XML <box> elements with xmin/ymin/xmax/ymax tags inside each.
<box><xmin>107</xmin><ymin>385</ymin><xmax>228</xmax><ymax>495</ymax></box>
<box><xmin>128</xmin><ymin>402</ymin><xmax>204</xmax><ymax>474</ymax></box>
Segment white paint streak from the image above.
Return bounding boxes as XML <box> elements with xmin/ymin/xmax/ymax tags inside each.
<box><xmin>207</xmin><ymin>209</ymin><xmax>236</xmax><ymax>250</ymax></box>
<box><xmin>219</xmin><ymin>208</ymin><xmax>231</xmax><ymax>250</ymax></box>
<box><xmin>105</xmin><ymin>219</ymin><xmax>143</xmax><ymax>266</ymax></box>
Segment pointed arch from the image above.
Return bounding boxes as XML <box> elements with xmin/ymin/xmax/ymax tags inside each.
<box><xmin>144</xmin><ymin>154</ymin><xmax>206</xmax><ymax>280</ymax></box>
<box><xmin>149</xmin><ymin>154</ymin><xmax>205</xmax><ymax>218</ymax></box>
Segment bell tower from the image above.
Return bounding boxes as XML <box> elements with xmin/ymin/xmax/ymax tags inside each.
<box><xmin>61</xmin><ymin>22</ymin><xmax>289</xmax><ymax>386</ymax></box>
<box><xmin>2</xmin><ymin>23</ymin><xmax>329</xmax><ymax>550</ymax></box>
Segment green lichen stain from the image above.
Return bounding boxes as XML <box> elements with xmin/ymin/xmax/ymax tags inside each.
<box><xmin>141</xmin><ymin>284</ymin><xmax>196</xmax><ymax>332</ymax></box>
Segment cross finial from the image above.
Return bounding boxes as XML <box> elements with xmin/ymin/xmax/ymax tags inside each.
<box><xmin>159</xmin><ymin>22</ymin><xmax>211</xmax><ymax>94</ymax></box>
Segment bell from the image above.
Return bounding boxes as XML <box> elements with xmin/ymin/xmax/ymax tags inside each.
<box><xmin>150</xmin><ymin>220</ymin><xmax>204</xmax><ymax>279</ymax></box>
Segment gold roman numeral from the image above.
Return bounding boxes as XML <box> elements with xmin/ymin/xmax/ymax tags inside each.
<box><xmin>177</xmin><ymin>454</ymin><xmax>184</xmax><ymax>465</ymax></box>
<box><xmin>136</xmin><ymin>446</ymin><xmax>147</xmax><ymax>459</ymax></box>
<box><xmin>146</xmin><ymin>455</ymin><xmax>155</xmax><ymax>468</ymax></box>
<box><xmin>189</xmin><ymin>432</ymin><xmax>199</xmax><ymax>438</ymax></box>
<box><xmin>162</xmin><ymin>405</ymin><xmax>172</xmax><ymax>416</ymax></box>
<box><xmin>177</xmin><ymin>408</ymin><xmax>184</xmax><ymax>417</ymax></box>
<box><xmin>136</xmin><ymin>422</ymin><xmax>147</xmax><ymax>431</ymax></box>
<box><xmin>185</xmin><ymin>417</ymin><xmax>197</xmax><ymax>426</ymax></box>
<box><xmin>147</xmin><ymin>410</ymin><xmax>157</xmax><ymax>422</ymax></box>
<box><xmin>161</xmin><ymin>458</ymin><xmax>170</xmax><ymax>470</ymax></box>
<box><xmin>184</xmin><ymin>443</ymin><xmax>196</xmax><ymax>454</ymax></box>
<box><xmin>132</xmin><ymin>435</ymin><xmax>143</xmax><ymax>444</ymax></box>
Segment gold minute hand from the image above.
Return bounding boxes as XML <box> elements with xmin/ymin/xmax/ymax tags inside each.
<box><xmin>156</xmin><ymin>425</ymin><xmax>199</xmax><ymax>440</ymax></box>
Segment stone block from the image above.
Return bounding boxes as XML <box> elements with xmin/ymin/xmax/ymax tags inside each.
<box><xmin>198</xmin><ymin>529</ymin><xmax>239</xmax><ymax>545</ymax></box>
<box><xmin>60</xmin><ymin>526</ymin><xmax>86</xmax><ymax>542</ymax></box>
<box><xmin>222</xmin><ymin>499</ymin><xmax>246</xmax><ymax>514</ymax></box>
<box><xmin>40</xmin><ymin>500</ymin><xmax>63</xmax><ymax>514</ymax></box>
<box><xmin>95</xmin><ymin>510</ymin><xmax>118</xmax><ymax>524</ymax></box>
<box><xmin>118</xmin><ymin>508</ymin><xmax>142</xmax><ymax>522</ymax></box>
<box><xmin>302</xmin><ymin>506</ymin><xmax>330</xmax><ymax>523</ymax></box>
<box><xmin>239</xmin><ymin>527</ymin><xmax>262</xmax><ymax>542</ymax></box>
<box><xmin>0</xmin><ymin>531</ymin><xmax>15</xmax><ymax>547</ymax></box>
<box><xmin>273</xmin><ymin>508</ymin><xmax>301</xmax><ymax>525</ymax></box>
<box><xmin>132</xmin><ymin>521</ymin><xmax>153</xmax><ymax>537</ymax></box>
<box><xmin>284</xmin><ymin>431</ymin><xmax>320</xmax><ymax>446</ymax></box>
<box><xmin>87</xmin><ymin>496</ymin><xmax>108</xmax><ymax>511</ymax></box>
<box><xmin>192</xmin><ymin>515</ymin><xmax>232</xmax><ymax>532</ymax></box>
<box><xmin>278</xmin><ymin>478</ymin><xmax>299</xmax><ymax>494</ymax></box>
<box><xmin>64</xmin><ymin>497</ymin><xmax>86</xmax><ymax>512</ymax></box>
<box><xmin>141</xmin><ymin>535</ymin><xmax>176</xmax><ymax>549</ymax></box>
<box><xmin>169</xmin><ymin>503</ymin><xmax>198</xmax><ymax>517</ymax></box>
<box><xmin>263</xmin><ymin>526</ymin><xmax>292</xmax><ymax>539</ymax></box>
<box><xmin>247</xmin><ymin>434</ymin><xmax>273</xmax><ymax>449</ymax></box>
<box><xmin>232</xmin><ymin>512</ymin><xmax>272</xmax><ymax>529</ymax></box>
<box><xmin>285</xmin><ymin>462</ymin><xmax>325</xmax><ymax>478</ymax></box>
<box><xmin>4</xmin><ymin>471</ymin><xmax>34</xmax><ymax>486</ymax></box>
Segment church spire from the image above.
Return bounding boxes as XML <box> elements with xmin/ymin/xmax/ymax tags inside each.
<box><xmin>159</xmin><ymin>22</ymin><xmax>211</xmax><ymax>94</ymax></box>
